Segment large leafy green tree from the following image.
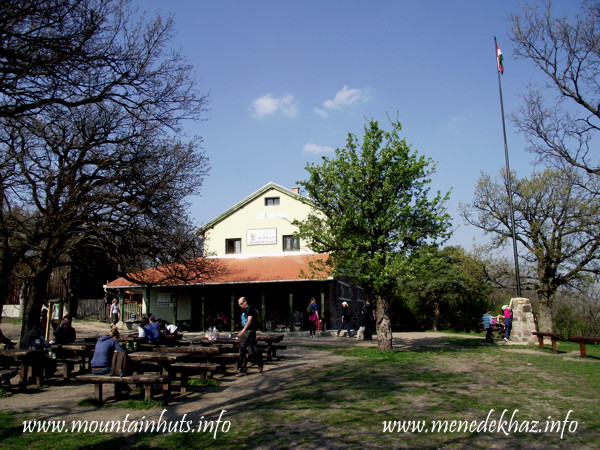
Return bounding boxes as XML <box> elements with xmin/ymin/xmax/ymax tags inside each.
<box><xmin>400</xmin><ymin>246</ymin><xmax>492</xmax><ymax>332</ymax></box>
<box><xmin>461</xmin><ymin>167</ymin><xmax>600</xmax><ymax>333</ymax></box>
<box><xmin>294</xmin><ymin>119</ymin><xmax>451</xmax><ymax>350</ymax></box>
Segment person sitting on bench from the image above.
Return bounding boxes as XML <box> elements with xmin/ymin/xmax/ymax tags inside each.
<box><xmin>144</xmin><ymin>315</ymin><xmax>164</xmax><ymax>345</ymax></box>
<box><xmin>54</xmin><ymin>316</ymin><xmax>77</xmax><ymax>344</ymax></box>
<box><xmin>90</xmin><ymin>329</ymin><xmax>125</xmax><ymax>375</ymax></box>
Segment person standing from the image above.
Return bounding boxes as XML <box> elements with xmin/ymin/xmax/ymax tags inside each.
<box><xmin>336</xmin><ymin>301</ymin><xmax>352</xmax><ymax>337</ymax></box>
<box><xmin>109</xmin><ymin>298</ymin><xmax>120</xmax><ymax>329</ymax></box>
<box><xmin>482</xmin><ymin>309</ymin><xmax>493</xmax><ymax>342</ymax></box>
<box><xmin>503</xmin><ymin>301</ymin><xmax>513</xmax><ymax>342</ymax></box>
<box><xmin>237</xmin><ymin>297</ymin><xmax>263</xmax><ymax>376</ymax></box>
<box><xmin>362</xmin><ymin>299</ymin><xmax>376</xmax><ymax>341</ymax></box>
<box><xmin>307</xmin><ymin>298</ymin><xmax>319</xmax><ymax>338</ymax></box>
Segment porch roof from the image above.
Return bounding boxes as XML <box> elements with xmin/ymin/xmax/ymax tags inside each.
<box><xmin>105</xmin><ymin>253</ymin><xmax>333</xmax><ymax>289</ymax></box>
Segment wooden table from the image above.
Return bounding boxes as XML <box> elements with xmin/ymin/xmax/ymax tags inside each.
<box><xmin>193</xmin><ymin>333</ymin><xmax>285</xmax><ymax>361</ymax></box>
<box><xmin>0</xmin><ymin>349</ymin><xmax>46</xmax><ymax>390</ymax></box>
<box><xmin>257</xmin><ymin>334</ymin><xmax>285</xmax><ymax>360</ymax></box>
<box><xmin>51</xmin><ymin>343</ymin><xmax>95</xmax><ymax>377</ymax></box>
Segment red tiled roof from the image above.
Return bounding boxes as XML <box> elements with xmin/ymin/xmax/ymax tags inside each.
<box><xmin>105</xmin><ymin>253</ymin><xmax>333</xmax><ymax>288</ymax></box>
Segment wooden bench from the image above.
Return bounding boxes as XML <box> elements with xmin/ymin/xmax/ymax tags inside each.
<box><xmin>169</xmin><ymin>362</ymin><xmax>220</xmax><ymax>392</ymax></box>
<box><xmin>58</xmin><ymin>357</ymin><xmax>82</xmax><ymax>380</ymax></box>
<box><xmin>76</xmin><ymin>374</ymin><xmax>170</xmax><ymax>403</ymax></box>
<box><xmin>134</xmin><ymin>361</ymin><xmax>163</xmax><ymax>373</ymax></box>
<box><xmin>256</xmin><ymin>343</ymin><xmax>287</xmax><ymax>360</ymax></box>
<box><xmin>532</xmin><ymin>332</ymin><xmax>563</xmax><ymax>353</ymax></box>
<box><xmin>0</xmin><ymin>369</ymin><xmax>18</xmax><ymax>385</ymax></box>
<box><xmin>208</xmin><ymin>354</ymin><xmax>240</xmax><ymax>373</ymax></box>
<box><xmin>569</xmin><ymin>336</ymin><xmax>600</xmax><ymax>357</ymax></box>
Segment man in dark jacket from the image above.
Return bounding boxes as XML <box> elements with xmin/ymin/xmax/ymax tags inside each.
<box><xmin>236</xmin><ymin>296</ymin><xmax>263</xmax><ymax>376</ymax></box>
<box><xmin>144</xmin><ymin>315</ymin><xmax>164</xmax><ymax>344</ymax></box>
<box><xmin>336</xmin><ymin>301</ymin><xmax>352</xmax><ymax>337</ymax></box>
<box><xmin>361</xmin><ymin>299</ymin><xmax>376</xmax><ymax>341</ymax></box>
<box><xmin>54</xmin><ymin>317</ymin><xmax>77</xmax><ymax>344</ymax></box>
<box><xmin>20</xmin><ymin>323</ymin><xmax>46</xmax><ymax>349</ymax></box>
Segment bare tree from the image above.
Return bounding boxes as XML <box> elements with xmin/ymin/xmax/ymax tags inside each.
<box><xmin>461</xmin><ymin>167</ymin><xmax>600</xmax><ymax>333</ymax></box>
<box><xmin>510</xmin><ymin>0</ymin><xmax>600</xmax><ymax>177</ymax></box>
<box><xmin>0</xmin><ymin>0</ymin><xmax>213</xmax><ymax>339</ymax></box>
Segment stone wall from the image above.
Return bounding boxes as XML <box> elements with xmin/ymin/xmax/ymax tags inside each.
<box><xmin>509</xmin><ymin>297</ymin><xmax>538</xmax><ymax>344</ymax></box>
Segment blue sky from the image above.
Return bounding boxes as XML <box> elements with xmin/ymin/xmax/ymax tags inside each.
<box><xmin>135</xmin><ymin>0</ymin><xmax>579</xmax><ymax>250</ymax></box>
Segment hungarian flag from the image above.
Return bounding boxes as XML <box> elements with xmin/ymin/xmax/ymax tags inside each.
<box><xmin>496</xmin><ymin>44</ymin><xmax>504</xmax><ymax>74</ymax></box>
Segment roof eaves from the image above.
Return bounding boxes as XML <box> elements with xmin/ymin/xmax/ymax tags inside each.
<box><xmin>104</xmin><ymin>277</ymin><xmax>334</xmax><ymax>290</ymax></box>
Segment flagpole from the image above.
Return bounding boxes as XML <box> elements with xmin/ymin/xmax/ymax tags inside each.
<box><xmin>494</xmin><ymin>36</ymin><xmax>522</xmax><ymax>297</ymax></box>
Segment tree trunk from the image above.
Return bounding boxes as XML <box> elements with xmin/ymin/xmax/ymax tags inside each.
<box><xmin>432</xmin><ymin>300</ymin><xmax>440</xmax><ymax>332</ymax></box>
<box><xmin>376</xmin><ymin>294</ymin><xmax>393</xmax><ymax>350</ymax></box>
<box><xmin>536</xmin><ymin>295</ymin><xmax>554</xmax><ymax>333</ymax></box>
<box><xmin>19</xmin><ymin>269</ymin><xmax>52</xmax><ymax>341</ymax></box>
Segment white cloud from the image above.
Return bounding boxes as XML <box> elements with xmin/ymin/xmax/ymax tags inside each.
<box><xmin>303</xmin><ymin>142</ymin><xmax>334</xmax><ymax>154</ymax></box>
<box><xmin>314</xmin><ymin>107</ymin><xmax>328</xmax><ymax>118</ymax></box>
<box><xmin>250</xmin><ymin>94</ymin><xmax>298</xmax><ymax>118</ymax></box>
<box><xmin>321</xmin><ymin>85</ymin><xmax>368</xmax><ymax>111</ymax></box>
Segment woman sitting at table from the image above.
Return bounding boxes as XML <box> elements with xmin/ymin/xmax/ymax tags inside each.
<box><xmin>90</xmin><ymin>329</ymin><xmax>125</xmax><ymax>375</ymax></box>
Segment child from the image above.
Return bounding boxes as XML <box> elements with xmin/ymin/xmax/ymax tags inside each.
<box><xmin>482</xmin><ymin>309</ymin><xmax>493</xmax><ymax>342</ymax></box>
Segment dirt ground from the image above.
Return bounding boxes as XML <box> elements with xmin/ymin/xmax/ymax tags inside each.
<box><xmin>0</xmin><ymin>320</ymin><xmax>481</xmax><ymax>429</ymax></box>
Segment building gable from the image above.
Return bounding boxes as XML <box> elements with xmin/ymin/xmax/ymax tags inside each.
<box><xmin>199</xmin><ymin>182</ymin><xmax>315</xmax><ymax>257</ymax></box>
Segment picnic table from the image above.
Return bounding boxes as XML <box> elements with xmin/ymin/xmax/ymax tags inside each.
<box><xmin>0</xmin><ymin>349</ymin><xmax>47</xmax><ymax>390</ymax></box>
<box><xmin>192</xmin><ymin>333</ymin><xmax>286</xmax><ymax>361</ymax></box>
<box><xmin>491</xmin><ymin>324</ymin><xmax>506</xmax><ymax>340</ymax></box>
<box><xmin>51</xmin><ymin>343</ymin><xmax>95</xmax><ymax>378</ymax></box>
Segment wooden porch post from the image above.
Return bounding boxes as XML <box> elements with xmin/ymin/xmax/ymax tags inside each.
<box><xmin>230</xmin><ymin>292</ymin><xmax>235</xmax><ymax>333</ymax></box>
<box><xmin>289</xmin><ymin>292</ymin><xmax>294</xmax><ymax>331</ymax></box>
<box><xmin>261</xmin><ymin>291</ymin><xmax>266</xmax><ymax>331</ymax></box>
<box><xmin>172</xmin><ymin>290</ymin><xmax>178</xmax><ymax>328</ymax></box>
<box><xmin>320</xmin><ymin>291</ymin><xmax>325</xmax><ymax>331</ymax></box>
<box><xmin>201</xmin><ymin>296</ymin><xmax>205</xmax><ymax>332</ymax></box>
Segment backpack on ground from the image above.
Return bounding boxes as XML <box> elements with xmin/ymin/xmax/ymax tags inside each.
<box><xmin>110</xmin><ymin>351</ymin><xmax>133</xmax><ymax>378</ymax></box>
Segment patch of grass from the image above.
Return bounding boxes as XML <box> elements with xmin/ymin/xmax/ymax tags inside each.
<box><xmin>115</xmin><ymin>398</ymin><xmax>166</xmax><ymax>409</ymax></box>
<box><xmin>76</xmin><ymin>397</ymin><xmax>104</xmax><ymax>408</ymax></box>
<box><xmin>186</xmin><ymin>377</ymin><xmax>220</xmax><ymax>387</ymax></box>
<box><xmin>0</xmin><ymin>387</ymin><xmax>12</xmax><ymax>398</ymax></box>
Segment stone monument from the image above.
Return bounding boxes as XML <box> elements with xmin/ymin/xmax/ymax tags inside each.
<box><xmin>508</xmin><ymin>297</ymin><xmax>538</xmax><ymax>344</ymax></box>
